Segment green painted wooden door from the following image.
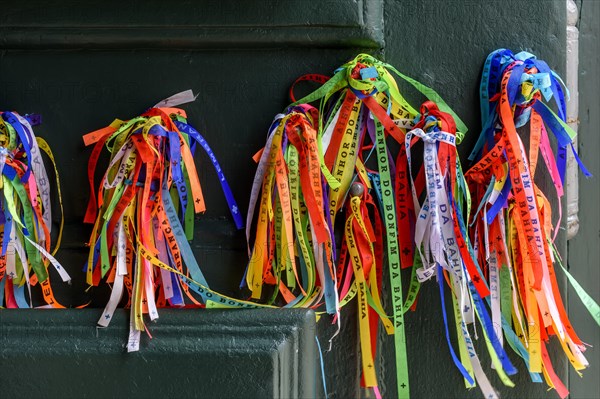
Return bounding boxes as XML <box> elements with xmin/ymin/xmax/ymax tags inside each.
<box><xmin>1</xmin><ymin>1</ymin><xmax>595</xmax><ymax>398</ymax></box>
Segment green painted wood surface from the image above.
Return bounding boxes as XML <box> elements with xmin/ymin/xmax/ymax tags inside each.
<box><xmin>568</xmin><ymin>1</ymin><xmax>600</xmax><ymax>398</ymax></box>
<box><xmin>0</xmin><ymin>308</ymin><xmax>317</xmax><ymax>398</ymax></box>
<box><xmin>1</xmin><ymin>1</ymin><xmax>594</xmax><ymax>398</ymax></box>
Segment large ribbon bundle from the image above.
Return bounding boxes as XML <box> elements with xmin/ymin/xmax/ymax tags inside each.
<box><xmin>0</xmin><ymin>111</ymin><xmax>68</xmax><ymax>308</ymax></box>
<box><xmin>244</xmin><ymin>54</ymin><xmax>467</xmax><ymax>398</ymax></box>
<box><xmin>83</xmin><ymin>91</ymin><xmax>244</xmax><ymax>351</ymax></box>
<box><xmin>465</xmin><ymin>49</ymin><xmax>599</xmax><ymax>398</ymax></box>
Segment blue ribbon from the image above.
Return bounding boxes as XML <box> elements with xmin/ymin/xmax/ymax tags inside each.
<box><xmin>14</xmin><ymin>284</ymin><xmax>30</xmax><ymax>308</ymax></box>
<box><xmin>467</xmin><ymin>278</ymin><xmax>518</xmax><ymax>375</ymax></box>
<box><xmin>2</xmin><ymin>112</ymin><xmax>33</xmax><ymax>183</ymax></box>
<box><xmin>166</xmin><ymin>251</ymin><xmax>185</xmax><ymax>306</ymax></box>
<box><xmin>437</xmin><ymin>263</ymin><xmax>476</xmax><ymax>386</ymax></box>
<box><xmin>162</xmin><ymin>186</ymin><xmax>210</xmax><ymax>289</ymax></box>
<box><xmin>175</xmin><ymin>121</ymin><xmax>244</xmax><ymax>230</ymax></box>
<box><xmin>486</xmin><ymin>178</ymin><xmax>512</xmax><ymax>225</ymax></box>
<box><xmin>2</xmin><ymin>209</ymin><xmax>12</xmax><ymax>256</ymax></box>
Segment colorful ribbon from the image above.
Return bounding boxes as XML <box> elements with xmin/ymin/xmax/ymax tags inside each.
<box><xmin>0</xmin><ymin>111</ymin><xmax>68</xmax><ymax>309</ymax></box>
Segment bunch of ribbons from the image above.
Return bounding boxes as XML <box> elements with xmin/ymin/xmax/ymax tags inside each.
<box><xmin>464</xmin><ymin>49</ymin><xmax>599</xmax><ymax>398</ymax></box>
<box><xmin>244</xmin><ymin>54</ymin><xmax>469</xmax><ymax>398</ymax></box>
<box><xmin>79</xmin><ymin>55</ymin><xmax>599</xmax><ymax>398</ymax></box>
<box><xmin>0</xmin><ymin>111</ymin><xmax>68</xmax><ymax>308</ymax></box>
<box><xmin>244</xmin><ymin>51</ymin><xmax>599</xmax><ymax>399</ymax></box>
<box><xmin>83</xmin><ymin>91</ymin><xmax>244</xmax><ymax>351</ymax></box>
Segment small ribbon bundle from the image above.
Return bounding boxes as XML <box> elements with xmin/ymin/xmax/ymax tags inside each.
<box><xmin>245</xmin><ymin>54</ymin><xmax>466</xmax><ymax>398</ymax></box>
<box><xmin>83</xmin><ymin>91</ymin><xmax>243</xmax><ymax>351</ymax></box>
<box><xmin>245</xmin><ymin>105</ymin><xmax>336</xmax><ymax>309</ymax></box>
<box><xmin>0</xmin><ymin>111</ymin><xmax>68</xmax><ymax>308</ymax></box>
<box><xmin>466</xmin><ymin>49</ymin><xmax>599</xmax><ymax>398</ymax></box>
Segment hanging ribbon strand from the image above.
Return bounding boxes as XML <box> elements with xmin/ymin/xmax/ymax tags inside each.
<box><xmin>0</xmin><ymin>111</ymin><xmax>68</xmax><ymax>309</ymax></box>
<box><xmin>83</xmin><ymin>90</ymin><xmax>244</xmax><ymax>352</ymax></box>
<box><xmin>466</xmin><ymin>49</ymin><xmax>598</xmax><ymax>399</ymax></box>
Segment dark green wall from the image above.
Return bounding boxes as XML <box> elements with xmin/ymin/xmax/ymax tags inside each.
<box><xmin>568</xmin><ymin>1</ymin><xmax>600</xmax><ymax>398</ymax></box>
<box><xmin>1</xmin><ymin>1</ymin><xmax>596</xmax><ymax>398</ymax></box>
<box><xmin>1</xmin><ymin>308</ymin><xmax>318</xmax><ymax>398</ymax></box>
